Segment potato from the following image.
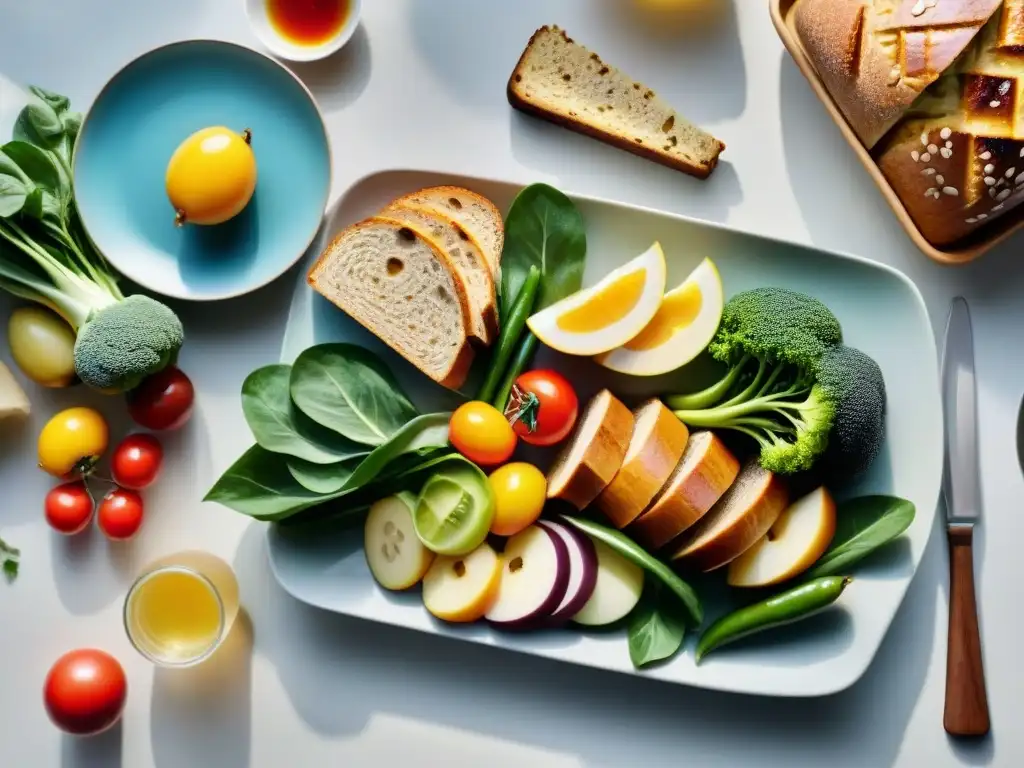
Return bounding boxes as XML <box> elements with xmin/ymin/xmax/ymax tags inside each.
<box><xmin>7</xmin><ymin>306</ymin><xmax>77</xmax><ymax>388</ymax></box>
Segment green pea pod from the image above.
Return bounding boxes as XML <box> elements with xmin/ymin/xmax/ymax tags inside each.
<box><xmin>695</xmin><ymin>575</ymin><xmax>852</xmax><ymax>664</ymax></box>
<box><xmin>477</xmin><ymin>265</ymin><xmax>541</xmax><ymax>405</ymax></box>
<box><xmin>493</xmin><ymin>331</ymin><xmax>540</xmax><ymax>413</ymax></box>
<box><xmin>560</xmin><ymin>515</ymin><xmax>703</xmax><ymax>626</ymax></box>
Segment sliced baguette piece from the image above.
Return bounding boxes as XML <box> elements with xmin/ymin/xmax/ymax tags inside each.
<box><xmin>389</xmin><ymin>187</ymin><xmax>504</xmax><ymax>278</ymax></box>
<box><xmin>508</xmin><ymin>25</ymin><xmax>725</xmax><ymax>180</ymax></box>
<box><xmin>595</xmin><ymin>399</ymin><xmax>689</xmax><ymax>529</ymax></box>
<box><xmin>669</xmin><ymin>458</ymin><xmax>789</xmax><ymax>572</ymax></box>
<box><xmin>307</xmin><ymin>218</ymin><xmax>475</xmax><ymax>389</ymax></box>
<box><xmin>628</xmin><ymin>431</ymin><xmax>740</xmax><ymax>551</ymax></box>
<box><xmin>379</xmin><ymin>202</ymin><xmax>498</xmax><ymax>345</ymax></box>
<box><xmin>547</xmin><ymin>389</ymin><xmax>634</xmax><ymax>510</ymax></box>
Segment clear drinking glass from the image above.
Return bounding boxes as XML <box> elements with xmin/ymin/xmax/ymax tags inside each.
<box><xmin>123</xmin><ymin>550</ymin><xmax>240</xmax><ymax>667</ymax></box>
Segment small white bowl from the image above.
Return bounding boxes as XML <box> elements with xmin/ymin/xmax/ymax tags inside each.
<box><xmin>245</xmin><ymin>0</ymin><xmax>362</xmax><ymax>63</ymax></box>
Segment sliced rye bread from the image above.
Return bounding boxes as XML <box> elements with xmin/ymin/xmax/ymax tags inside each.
<box><xmin>507</xmin><ymin>25</ymin><xmax>725</xmax><ymax>180</ymax></box>
<box><xmin>379</xmin><ymin>202</ymin><xmax>498</xmax><ymax>345</ymax></box>
<box><xmin>390</xmin><ymin>186</ymin><xmax>504</xmax><ymax>278</ymax></box>
<box><xmin>595</xmin><ymin>399</ymin><xmax>689</xmax><ymax>529</ymax></box>
<box><xmin>628</xmin><ymin>431</ymin><xmax>740</xmax><ymax>551</ymax></box>
<box><xmin>307</xmin><ymin>218</ymin><xmax>475</xmax><ymax>389</ymax></box>
<box><xmin>546</xmin><ymin>389</ymin><xmax>634</xmax><ymax>510</ymax></box>
<box><xmin>669</xmin><ymin>458</ymin><xmax>789</xmax><ymax>572</ymax></box>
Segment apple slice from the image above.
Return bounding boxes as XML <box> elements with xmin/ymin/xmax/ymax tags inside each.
<box><xmin>486</xmin><ymin>525</ymin><xmax>570</xmax><ymax>629</ymax></box>
<box><xmin>365</xmin><ymin>493</ymin><xmax>436</xmax><ymax>590</ymax></box>
<box><xmin>422</xmin><ymin>542</ymin><xmax>502</xmax><ymax>623</ymax></box>
<box><xmin>727</xmin><ymin>487</ymin><xmax>837</xmax><ymax>587</ymax></box>
<box><xmin>571</xmin><ymin>538</ymin><xmax>644</xmax><ymax>627</ymax></box>
<box><xmin>537</xmin><ymin>519</ymin><xmax>598</xmax><ymax>624</ymax></box>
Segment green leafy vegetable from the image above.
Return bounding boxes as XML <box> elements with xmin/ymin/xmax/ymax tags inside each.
<box><xmin>628</xmin><ymin>579</ymin><xmax>687</xmax><ymax>668</ymax></box>
<box><xmin>290</xmin><ymin>343</ymin><xmax>418</xmax><ymax>445</ymax></box>
<box><xmin>286</xmin><ymin>455</ymin><xmax>366</xmax><ymax>494</ymax></box>
<box><xmin>341</xmin><ymin>412</ymin><xmax>451</xmax><ymax>490</ymax></box>
<box><xmin>204</xmin><ymin>445</ymin><xmax>327</xmax><ymax>521</ymax></box>
<box><xmin>560</xmin><ymin>515</ymin><xmax>702</xmax><ymax>626</ymax></box>
<box><xmin>0</xmin><ymin>85</ymin><xmax>183</xmax><ymax>392</ymax></box>
<box><xmin>242</xmin><ymin>364</ymin><xmax>367</xmax><ymax>463</ymax></box>
<box><xmin>0</xmin><ymin>536</ymin><xmax>19</xmax><ymax>583</ymax></box>
<box><xmin>805</xmin><ymin>495</ymin><xmax>915</xmax><ymax>579</ymax></box>
<box><xmin>499</xmin><ymin>183</ymin><xmax>586</xmax><ymax>322</ymax></box>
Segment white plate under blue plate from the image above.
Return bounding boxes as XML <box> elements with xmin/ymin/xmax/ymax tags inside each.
<box><xmin>267</xmin><ymin>170</ymin><xmax>943</xmax><ymax>697</ymax></box>
<box><xmin>73</xmin><ymin>40</ymin><xmax>331</xmax><ymax>301</ymax></box>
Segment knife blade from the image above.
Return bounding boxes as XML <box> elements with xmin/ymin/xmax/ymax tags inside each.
<box><xmin>940</xmin><ymin>296</ymin><xmax>990</xmax><ymax>737</ymax></box>
<box><xmin>942</xmin><ymin>296</ymin><xmax>981</xmax><ymax>526</ymax></box>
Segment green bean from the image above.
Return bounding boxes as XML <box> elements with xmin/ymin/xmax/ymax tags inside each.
<box><xmin>492</xmin><ymin>331</ymin><xmax>539</xmax><ymax>412</ymax></box>
<box><xmin>560</xmin><ymin>515</ymin><xmax>703</xmax><ymax>626</ymax></box>
<box><xmin>477</xmin><ymin>266</ymin><xmax>541</xmax><ymax>405</ymax></box>
<box><xmin>695</xmin><ymin>575</ymin><xmax>852</xmax><ymax>663</ymax></box>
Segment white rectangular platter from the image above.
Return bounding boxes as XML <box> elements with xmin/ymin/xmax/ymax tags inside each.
<box><xmin>267</xmin><ymin>169</ymin><xmax>943</xmax><ymax>697</ymax></box>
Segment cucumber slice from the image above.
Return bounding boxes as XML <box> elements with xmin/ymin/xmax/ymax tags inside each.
<box><xmin>414</xmin><ymin>466</ymin><xmax>495</xmax><ymax>556</ymax></box>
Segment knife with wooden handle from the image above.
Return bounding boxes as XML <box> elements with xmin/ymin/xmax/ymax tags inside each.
<box><xmin>941</xmin><ymin>296</ymin><xmax>990</xmax><ymax>737</ymax></box>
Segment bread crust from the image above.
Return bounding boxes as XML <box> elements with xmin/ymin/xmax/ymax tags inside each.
<box><xmin>507</xmin><ymin>25</ymin><xmax>725</xmax><ymax>180</ymax></box>
<box><xmin>794</xmin><ymin>0</ymin><xmax>1001</xmax><ymax>149</ymax></box>
<box><xmin>307</xmin><ymin>218</ymin><xmax>475</xmax><ymax>390</ymax></box>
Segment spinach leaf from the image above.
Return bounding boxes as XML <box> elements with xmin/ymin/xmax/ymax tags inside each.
<box><xmin>203</xmin><ymin>445</ymin><xmax>327</xmax><ymax>521</ymax></box>
<box><xmin>628</xmin><ymin>579</ymin><xmax>687</xmax><ymax>669</ymax></box>
<box><xmin>0</xmin><ymin>174</ymin><xmax>31</xmax><ymax>217</ymax></box>
<box><xmin>13</xmin><ymin>101</ymin><xmax>64</xmax><ymax>150</ymax></box>
<box><xmin>0</xmin><ymin>535</ymin><xmax>19</xmax><ymax>583</ymax></box>
<box><xmin>62</xmin><ymin>112</ymin><xmax>82</xmax><ymax>148</ymax></box>
<box><xmin>341</xmin><ymin>412</ymin><xmax>451</xmax><ymax>491</ymax></box>
<box><xmin>29</xmin><ymin>86</ymin><xmax>70</xmax><ymax>114</ymax></box>
<box><xmin>290</xmin><ymin>343</ymin><xmax>419</xmax><ymax>445</ymax></box>
<box><xmin>805</xmin><ymin>495</ymin><xmax>915</xmax><ymax>579</ymax></box>
<box><xmin>286</xmin><ymin>455</ymin><xmax>366</xmax><ymax>494</ymax></box>
<box><xmin>499</xmin><ymin>183</ymin><xmax>586</xmax><ymax>321</ymax></box>
<box><xmin>242</xmin><ymin>364</ymin><xmax>367</xmax><ymax>464</ymax></box>
<box><xmin>1</xmin><ymin>141</ymin><xmax>60</xmax><ymax>194</ymax></box>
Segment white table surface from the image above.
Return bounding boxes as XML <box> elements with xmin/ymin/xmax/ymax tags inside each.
<box><xmin>0</xmin><ymin>1</ymin><xmax>1019</xmax><ymax>766</ymax></box>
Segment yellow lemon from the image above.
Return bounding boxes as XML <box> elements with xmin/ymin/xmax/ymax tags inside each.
<box><xmin>165</xmin><ymin>126</ymin><xmax>257</xmax><ymax>227</ymax></box>
<box><xmin>527</xmin><ymin>243</ymin><xmax>667</xmax><ymax>356</ymax></box>
<box><xmin>596</xmin><ymin>257</ymin><xmax>724</xmax><ymax>376</ymax></box>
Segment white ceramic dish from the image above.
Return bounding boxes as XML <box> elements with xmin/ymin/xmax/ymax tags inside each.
<box><xmin>267</xmin><ymin>169</ymin><xmax>943</xmax><ymax>697</ymax></box>
<box><xmin>245</xmin><ymin>0</ymin><xmax>362</xmax><ymax>63</ymax></box>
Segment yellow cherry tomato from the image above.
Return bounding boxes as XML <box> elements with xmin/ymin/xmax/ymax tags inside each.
<box><xmin>448</xmin><ymin>401</ymin><xmax>516</xmax><ymax>466</ymax></box>
<box><xmin>38</xmin><ymin>407</ymin><xmax>109</xmax><ymax>478</ymax></box>
<box><xmin>488</xmin><ymin>462</ymin><xmax>547</xmax><ymax>537</ymax></box>
<box><xmin>166</xmin><ymin>126</ymin><xmax>257</xmax><ymax>226</ymax></box>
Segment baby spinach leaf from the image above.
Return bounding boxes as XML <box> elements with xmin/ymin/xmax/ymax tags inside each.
<box><xmin>286</xmin><ymin>455</ymin><xmax>366</xmax><ymax>494</ymax></box>
<box><xmin>203</xmin><ymin>445</ymin><xmax>326</xmax><ymax>521</ymax></box>
<box><xmin>805</xmin><ymin>495</ymin><xmax>915</xmax><ymax>579</ymax></box>
<box><xmin>1</xmin><ymin>141</ymin><xmax>60</xmax><ymax>194</ymax></box>
<box><xmin>290</xmin><ymin>343</ymin><xmax>419</xmax><ymax>445</ymax></box>
<box><xmin>628</xmin><ymin>579</ymin><xmax>687</xmax><ymax>669</ymax></box>
<box><xmin>499</xmin><ymin>183</ymin><xmax>586</xmax><ymax>321</ymax></box>
<box><xmin>29</xmin><ymin>86</ymin><xmax>70</xmax><ymax>114</ymax></box>
<box><xmin>242</xmin><ymin>364</ymin><xmax>368</xmax><ymax>464</ymax></box>
<box><xmin>0</xmin><ymin>174</ymin><xmax>31</xmax><ymax>217</ymax></box>
<box><xmin>13</xmin><ymin>101</ymin><xmax>64</xmax><ymax>150</ymax></box>
<box><xmin>340</xmin><ymin>412</ymin><xmax>451</xmax><ymax>491</ymax></box>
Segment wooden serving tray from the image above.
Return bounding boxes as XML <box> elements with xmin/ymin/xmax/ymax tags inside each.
<box><xmin>770</xmin><ymin>0</ymin><xmax>1024</xmax><ymax>265</ymax></box>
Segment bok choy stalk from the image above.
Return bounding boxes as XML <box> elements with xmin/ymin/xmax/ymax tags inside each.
<box><xmin>0</xmin><ymin>83</ymin><xmax>183</xmax><ymax>393</ymax></box>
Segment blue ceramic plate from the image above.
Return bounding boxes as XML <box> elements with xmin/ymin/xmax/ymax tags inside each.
<box><xmin>74</xmin><ymin>40</ymin><xmax>331</xmax><ymax>301</ymax></box>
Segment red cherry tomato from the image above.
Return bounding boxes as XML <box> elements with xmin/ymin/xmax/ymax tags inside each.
<box><xmin>44</xmin><ymin>481</ymin><xmax>94</xmax><ymax>535</ymax></box>
<box><xmin>505</xmin><ymin>370</ymin><xmax>579</xmax><ymax>447</ymax></box>
<box><xmin>111</xmin><ymin>433</ymin><xmax>163</xmax><ymax>490</ymax></box>
<box><xmin>43</xmin><ymin>649</ymin><xmax>127</xmax><ymax>736</ymax></box>
<box><xmin>127</xmin><ymin>366</ymin><xmax>194</xmax><ymax>431</ymax></box>
<box><xmin>97</xmin><ymin>488</ymin><xmax>144</xmax><ymax>540</ymax></box>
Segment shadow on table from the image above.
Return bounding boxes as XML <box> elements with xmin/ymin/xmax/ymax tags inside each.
<box><xmin>282</xmin><ymin>23</ymin><xmax>372</xmax><ymax>114</ymax></box>
<box><xmin>61</xmin><ymin>721</ymin><xmax>123</xmax><ymax>768</ymax></box>
<box><xmin>149</xmin><ymin>610</ymin><xmax>254</xmax><ymax>768</ymax></box>
<box><xmin>235</xmin><ymin>509</ymin><xmax>939</xmax><ymax>767</ymax></box>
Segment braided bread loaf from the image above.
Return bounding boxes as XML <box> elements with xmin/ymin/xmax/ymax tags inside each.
<box><xmin>795</xmin><ymin>0</ymin><xmax>1024</xmax><ymax>246</ymax></box>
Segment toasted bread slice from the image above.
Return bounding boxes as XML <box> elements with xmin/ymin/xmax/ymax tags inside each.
<box><xmin>595</xmin><ymin>399</ymin><xmax>689</xmax><ymax>529</ymax></box>
<box><xmin>508</xmin><ymin>25</ymin><xmax>725</xmax><ymax>180</ymax></box>
<box><xmin>669</xmin><ymin>458</ymin><xmax>789</xmax><ymax>572</ymax></box>
<box><xmin>390</xmin><ymin>187</ymin><xmax>504</xmax><ymax>278</ymax></box>
<box><xmin>379</xmin><ymin>202</ymin><xmax>498</xmax><ymax>345</ymax></box>
<box><xmin>307</xmin><ymin>218</ymin><xmax>474</xmax><ymax>389</ymax></box>
<box><xmin>629</xmin><ymin>431</ymin><xmax>740</xmax><ymax>551</ymax></box>
<box><xmin>547</xmin><ymin>389</ymin><xmax>633</xmax><ymax>510</ymax></box>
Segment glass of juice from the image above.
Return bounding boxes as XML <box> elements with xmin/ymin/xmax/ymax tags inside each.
<box><xmin>123</xmin><ymin>550</ymin><xmax>240</xmax><ymax>667</ymax></box>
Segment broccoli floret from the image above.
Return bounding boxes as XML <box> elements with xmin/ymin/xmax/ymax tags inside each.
<box><xmin>665</xmin><ymin>288</ymin><xmax>845</xmax><ymax>474</ymax></box>
<box><xmin>814</xmin><ymin>345</ymin><xmax>887</xmax><ymax>483</ymax></box>
<box><xmin>73</xmin><ymin>295</ymin><xmax>184</xmax><ymax>392</ymax></box>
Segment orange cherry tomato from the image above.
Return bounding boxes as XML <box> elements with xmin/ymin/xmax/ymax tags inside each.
<box><xmin>449</xmin><ymin>401</ymin><xmax>517</xmax><ymax>466</ymax></box>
